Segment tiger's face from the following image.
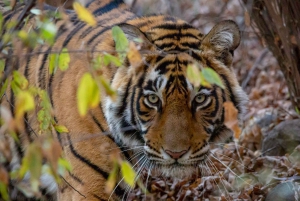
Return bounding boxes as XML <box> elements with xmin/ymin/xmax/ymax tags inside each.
<box><xmin>104</xmin><ymin>20</ymin><xmax>247</xmax><ymax>178</ymax></box>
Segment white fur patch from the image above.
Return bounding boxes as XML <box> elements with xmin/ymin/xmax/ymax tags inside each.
<box><xmin>210</xmin><ymin>29</ymin><xmax>234</xmax><ymax>51</ymax></box>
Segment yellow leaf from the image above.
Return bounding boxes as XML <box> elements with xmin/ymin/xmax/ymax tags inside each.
<box><xmin>15</xmin><ymin>91</ymin><xmax>35</xmax><ymax>120</ymax></box>
<box><xmin>77</xmin><ymin>73</ymin><xmax>100</xmax><ymax>116</ymax></box>
<box><xmin>186</xmin><ymin>64</ymin><xmax>201</xmax><ymax>87</ymax></box>
<box><xmin>99</xmin><ymin>76</ymin><xmax>116</xmax><ymax>100</ymax></box>
<box><xmin>120</xmin><ymin>161</ymin><xmax>136</xmax><ymax>187</ymax></box>
<box><xmin>54</xmin><ymin>125</ymin><xmax>69</xmax><ymax>133</ymax></box>
<box><xmin>73</xmin><ymin>2</ymin><xmax>96</xmax><ymax>27</ymax></box>
<box><xmin>105</xmin><ymin>162</ymin><xmax>118</xmax><ymax>194</ymax></box>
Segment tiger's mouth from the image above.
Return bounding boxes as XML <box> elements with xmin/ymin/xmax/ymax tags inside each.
<box><xmin>139</xmin><ymin>150</ymin><xmax>210</xmax><ymax>179</ymax></box>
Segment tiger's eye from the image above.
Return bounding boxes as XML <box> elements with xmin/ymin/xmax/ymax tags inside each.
<box><xmin>147</xmin><ymin>94</ymin><xmax>159</xmax><ymax>104</ymax></box>
<box><xmin>195</xmin><ymin>94</ymin><xmax>206</xmax><ymax>104</ymax></box>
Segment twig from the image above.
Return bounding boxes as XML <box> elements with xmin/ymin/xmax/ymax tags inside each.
<box><xmin>241</xmin><ymin>48</ymin><xmax>269</xmax><ymax>89</ymax></box>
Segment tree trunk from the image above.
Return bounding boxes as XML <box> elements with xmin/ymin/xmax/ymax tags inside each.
<box><xmin>248</xmin><ymin>0</ymin><xmax>300</xmax><ymax>111</ymax></box>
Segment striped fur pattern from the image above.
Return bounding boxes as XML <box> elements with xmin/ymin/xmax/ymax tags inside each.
<box><xmin>1</xmin><ymin>0</ymin><xmax>248</xmax><ymax>200</ymax></box>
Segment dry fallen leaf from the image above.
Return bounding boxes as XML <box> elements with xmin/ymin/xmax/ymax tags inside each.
<box><xmin>223</xmin><ymin>101</ymin><xmax>241</xmax><ymax>139</ymax></box>
<box><xmin>244</xmin><ymin>11</ymin><xmax>251</xmax><ymax>27</ymax></box>
<box><xmin>127</xmin><ymin>41</ymin><xmax>143</xmax><ymax>73</ymax></box>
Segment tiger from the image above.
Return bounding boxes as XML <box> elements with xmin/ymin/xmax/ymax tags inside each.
<box><xmin>0</xmin><ymin>0</ymin><xmax>248</xmax><ymax>200</ymax></box>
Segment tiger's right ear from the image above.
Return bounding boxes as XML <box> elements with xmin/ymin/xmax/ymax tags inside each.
<box><xmin>118</xmin><ymin>23</ymin><xmax>154</xmax><ymax>49</ymax></box>
<box><xmin>201</xmin><ymin>20</ymin><xmax>240</xmax><ymax>66</ymax></box>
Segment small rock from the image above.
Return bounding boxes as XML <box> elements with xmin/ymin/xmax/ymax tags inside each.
<box><xmin>262</xmin><ymin>119</ymin><xmax>300</xmax><ymax>156</ymax></box>
<box><xmin>265</xmin><ymin>182</ymin><xmax>300</xmax><ymax>201</ymax></box>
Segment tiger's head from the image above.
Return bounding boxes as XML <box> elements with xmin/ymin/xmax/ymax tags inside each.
<box><xmin>104</xmin><ymin>19</ymin><xmax>247</xmax><ymax>178</ymax></box>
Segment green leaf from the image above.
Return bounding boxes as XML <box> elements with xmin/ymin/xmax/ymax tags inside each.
<box><xmin>112</xmin><ymin>26</ymin><xmax>129</xmax><ymax>61</ymax></box>
<box><xmin>201</xmin><ymin>67</ymin><xmax>225</xmax><ymax>88</ymax></box>
<box><xmin>58</xmin><ymin>158</ymin><xmax>72</xmax><ymax>176</ymax></box>
<box><xmin>0</xmin><ymin>182</ymin><xmax>9</xmax><ymax>201</ymax></box>
<box><xmin>58</xmin><ymin>48</ymin><xmax>70</xmax><ymax>71</ymax></box>
<box><xmin>49</xmin><ymin>53</ymin><xmax>59</xmax><ymax>74</ymax></box>
<box><xmin>0</xmin><ymin>13</ymin><xmax>3</xmax><ymax>33</ymax></box>
<box><xmin>37</xmin><ymin>90</ymin><xmax>53</xmax><ymax>132</ymax></box>
<box><xmin>40</xmin><ymin>21</ymin><xmax>57</xmax><ymax>45</ymax></box>
<box><xmin>54</xmin><ymin>125</ymin><xmax>69</xmax><ymax>133</ymax></box>
<box><xmin>120</xmin><ymin>161</ymin><xmax>136</xmax><ymax>187</ymax></box>
<box><xmin>12</xmin><ymin>71</ymin><xmax>29</xmax><ymax>91</ymax></box>
<box><xmin>0</xmin><ymin>59</ymin><xmax>4</xmax><ymax>75</ymax></box>
<box><xmin>77</xmin><ymin>73</ymin><xmax>100</xmax><ymax>116</ymax></box>
<box><xmin>92</xmin><ymin>55</ymin><xmax>104</xmax><ymax>70</ymax></box>
<box><xmin>103</xmin><ymin>53</ymin><xmax>122</xmax><ymax>67</ymax></box>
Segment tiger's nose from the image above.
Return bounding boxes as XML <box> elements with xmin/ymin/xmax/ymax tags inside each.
<box><xmin>165</xmin><ymin>149</ymin><xmax>188</xmax><ymax>159</ymax></box>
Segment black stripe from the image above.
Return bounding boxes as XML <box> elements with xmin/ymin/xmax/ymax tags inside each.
<box><xmin>62</xmin><ymin>22</ymin><xmax>86</xmax><ymax>47</ymax></box>
<box><xmin>180</xmin><ymin>41</ymin><xmax>200</xmax><ymax>49</ymax></box>
<box><xmin>48</xmin><ymin>22</ymin><xmax>68</xmax><ymax>106</ymax></box>
<box><xmin>87</xmin><ymin>26</ymin><xmax>112</xmax><ymax>45</ymax></box>
<box><xmin>119</xmin><ymin>146</ymin><xmax>131</xmax><ymax>161</ymax></box>
<box><xmin>154</xmin><ymin>33</ymin><xmax>200</xmax><ymax>42</ymax></box>
<box><xmin>85</xmin><ymin>0</ymin><xmax>94</xmax><ymax>8</ymax></box>
<box><xmin>15</xmin><ymin>135</ymin><xmax>24</xmax><ymax>158</ymax></box>
<box><xmin>24</xmin><ymin>113</ymin><xmax>33</xmax><ymax>142</ymax></box>
<box><xmin>67</xmin><ymin>134</ymin><xmax>109</xmax><ymax>178</ymax></box>
<box><xmin>130</xmin><ymin>87</ymin><xmax>137</xmax><ymax>126</ymax></box>
<box><xmin>155</xmin><ymin>59</ymin><xmax>174</xmax><ymax>74</ymax></box>
<box><xmin>153</xmin><ymin>23</ymin><xmax>195</xmax><ymax>30</ymax></box>
<box><xmin>79</xmin><ymin>26</ymin><xmax>95</xmax><ymax>39</ymax></box>
<box><xmin>67</xmin><ymin>135</ymin><xmax>126</xmax><ymax>197</ymax></box>
<box><xmin>92</xmin><ymin>0</ymin><xmax>124</xmax><ymax>16</ymax></box>
<box><xmin>91</xmin><ymin>113</ymin><xmax>105</xmax><ymax>132</ymax></box>
<box><xmin>92</xmin><ymin>194</ymin><xmax>106</xmax><ymax>201</ymax></box>
<box><xmin>68</xmin><ymin>172</ymin><xmax>84</xmax><ymax>184</ymax></box>
<box><xmin>53</xmin><ymin>117</ymin><xmax>63</xmax><ymax>146</ymax></box>
<box><xmin>116</xmin><ymin>78</ymin><xmax>132</xmax><ymax>117</ymax></box>
<box><xmin>155</xmin><ymin>42</ymin><xmax>176</xmax><ymax>50</ymax></box>
<box><xmin>220</xmin><ymin>74</ymin><xmax>238</xmax><ymax>111</ymax></box>
<box><xmin>9</xmin><ymin>86</ymin><xmax>15</xmax><ymax>116</ymax></box>
<box><xmin>24</xmin><ymin>50</ymin><xmax>32</xmax><ymax>79</ymax></box>
<box><xmin>17</xmin><ymin>13</ymin><xmax>35</xmax><ymax>30</ymax></box>
<box><xmin>38</xmin><ymin>48</ymin><xmax>51</xmax><ymax>89</ymax></box>
<box><xmin>120</xmin><ymin>119</ymin><xmax>145</xmax><ymax>143</ymax></box>
<box><xmin>190</xmin><ymin>51</ymin><xmax>202</xmax><ymax>62</ymax></box>
<box><xmin>48</xmin><ymin>72</ymin><xmax>54</xmax><ymax>105</ymax></box>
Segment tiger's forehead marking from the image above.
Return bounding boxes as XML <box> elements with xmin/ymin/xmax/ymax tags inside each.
<box><xmin>144</xmin><ymin>54</ymin><xmax>196</xmax><ymax>98</ymax></box>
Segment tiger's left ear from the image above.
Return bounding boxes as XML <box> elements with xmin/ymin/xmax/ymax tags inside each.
<box><xmin>201</xmin><ymin>20</ymin><xmax>240</xmax><ymax>65</ymax></box>
<box><xmin>118</xmin><ymin>23</ymin><xmax>154</xmax><ymax>49</ymax></box>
